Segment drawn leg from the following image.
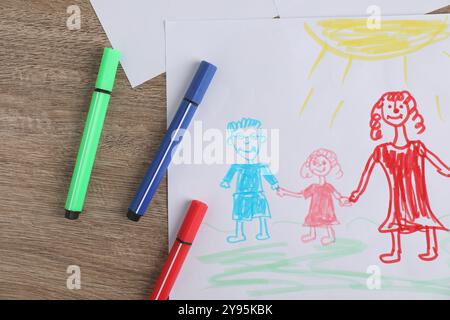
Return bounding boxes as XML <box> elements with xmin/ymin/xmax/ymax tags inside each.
<box><xmin>256</xmin><ymin>217</ymin><xmax>270</xmax><ymax>240</ymax></box>
<box><xmin>321</xmin><ymin>225</ymin><xmax>336</xmax><ymax>246</ymax></box>
<box><xmin>379</xmin><ymin>231</ymin><xmax>402</xmax><ymax>264</ymax></box>
<box><xmin>418</xmin><ymin>227</ymin><xmax>439</xmax><ymax>261</ymax></box>
<box><xmin>227</xmin><ymin>220</ymin><xmax>246</xmax><ymax>243</ymax></box>
<box><xmin>301</xmin><ymin>227</ymin><xmax>317</xmax><ymax>243</ymax></box>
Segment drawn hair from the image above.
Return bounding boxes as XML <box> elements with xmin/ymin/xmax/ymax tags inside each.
<box><xmin>227</xmin><ymin>118</ymin><xmax>262</xmax><ymax>132</ymax></box>
<box><xmin>369</xmin><ymin>90</ymin><xmax>426</xmax><ymax>141</ymax></box>
<box><xmin>300</xmin><ymin>148</ymin><xmax>343</xmax><ymax>179</ymax></box>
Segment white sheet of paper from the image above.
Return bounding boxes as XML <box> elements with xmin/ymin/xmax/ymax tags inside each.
<box><xmin>166</xmin><ymin>16</ymin><xmax>450</xmax><ymax>299</ymax></box>
<box><xmin>89</xmin><ymin>0</ymin><xmax>278</xmax><ymax>87</ymax></box>
<box><xmin>274</xmin><ymin>0</ymin><xmax>449</xmax><ymax>17</ymax></box>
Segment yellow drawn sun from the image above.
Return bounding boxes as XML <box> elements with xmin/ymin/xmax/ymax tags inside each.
<box><xmin>300</xmin><ymin>17</ymin><xmax>450</xmax><ymax>126</ymax></box>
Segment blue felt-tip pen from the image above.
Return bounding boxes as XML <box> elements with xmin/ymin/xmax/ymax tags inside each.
<box><xmin>127</xmin><ymin>61</ymin><xmax>217</xmax><ymax>222</ymax></box>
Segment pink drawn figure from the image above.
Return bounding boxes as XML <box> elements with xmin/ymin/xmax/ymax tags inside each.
<box><xmin>350</xmin><ymin>91</ymin><xmax>450</xmax><ymax>264</ymax></box>
<box><xmin>278</xmin><ymin>149</ymin><xmax>351</xmax><ymax>246</ymax></box>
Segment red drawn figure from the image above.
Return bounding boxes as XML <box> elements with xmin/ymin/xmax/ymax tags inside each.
<box><xmin>350</xmin><ymin>91</ymin><xmax>450</xmax><ymax>264</ymax></box>
<box><xmin>278</xmin><ymin>149</ymin><xmax>351</xmax><ymax>246</ymax></box>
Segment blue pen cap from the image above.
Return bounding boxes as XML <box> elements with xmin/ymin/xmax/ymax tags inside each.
<box><xmin>184</xmin><ymin>61</ymin><xmax>217</xmax><ymax>105</ymax></box>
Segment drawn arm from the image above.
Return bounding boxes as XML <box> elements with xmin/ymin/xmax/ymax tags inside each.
<box><xmin>278</xmin><ymin>187</ymin><xmax>304</xmax><ymax>198</ymax></box>
<box><xmin>350</xmin><ymin>153</ymin><xmax>377</xmax><ymax>203</ymax></box>
<box><xmin>422</xmin><ymin>144</ymin><xmax>450</xmax><ymax>177</ymax></box>
<box><xmin>261</xmin><ymin>165</ymin><xmax>279</xmax><ymax>190</ymax></box>
<box><xmin>220</xmin><ymin>165</ymin><xmax>237</xmax><ymax>189</ymax></box>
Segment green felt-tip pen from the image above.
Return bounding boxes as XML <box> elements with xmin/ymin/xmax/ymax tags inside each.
<box><xmin>65</xmin><ymin>48</ymin><xmax>121</xmax><ymax>220</ymax></box>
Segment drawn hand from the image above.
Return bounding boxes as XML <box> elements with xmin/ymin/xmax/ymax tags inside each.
<box><xmin>349</xmin><ymin>191</ymin><xmax>360</xmax><ymax>203</ymax></box>
<box><xmin>437</xmin><ymin>168</ymin><xmax>450</xmax><ymax>177</ymax></box>
<box><xmin>220</xmin><ymin>181</ymin><xmax>230</xmax><ymax>189</ymax></box>
<box><xmin>271</xmin><ymin>184</ymin><xmax>280</xmax><ymax>191</ymax></box>
<box><xmin>276</xmin><ymin>188</ymin><xmax>285</xmax><ymax>197</ymax></box>
<box><xmin>339</xmin><ymin>196</ymin><xmax>351</xmax><ymax>207</ymax></box>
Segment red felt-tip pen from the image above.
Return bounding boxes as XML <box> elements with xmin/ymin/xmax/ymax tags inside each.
<box><xmin>149</xmin><ymin>200</ymin><xmax>208</xmax><ymax>300</ymax></box>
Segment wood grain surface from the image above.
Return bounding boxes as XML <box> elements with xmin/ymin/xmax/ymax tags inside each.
<box><xmin>0</xmin><ymin>1</ymin><xmax>449</xmax><ymax>300</ymax></box>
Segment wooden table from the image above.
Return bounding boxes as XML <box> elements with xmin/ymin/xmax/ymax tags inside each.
<box><xmin>0</xmin><ymin>1</ymin><xmax>449</xmax><ymax>299</ymax></box>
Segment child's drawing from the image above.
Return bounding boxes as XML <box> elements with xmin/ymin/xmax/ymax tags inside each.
<box><xmin>278</xmin><ymin>149</ymin><xmax>351</xmax><ymax>245</ymax></box>
<box><xmin>350</xmin><ymin>91</ymin><xmax>450</xmax><ymax>264</ymax></box>
<box><xmin>220</xmin><ymin>118</ymin><xmax>279</xmax><ymax>243</ymax></box>
<box><xmin>166</xmin><ymin>15</ymin><xmax>450</xmax><ymax>299</ymax></box>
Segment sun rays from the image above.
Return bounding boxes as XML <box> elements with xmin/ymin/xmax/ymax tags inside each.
<box><xmin>299</xmin><ymin>88</ymin><xmax>314</xmax><ymax>116</ymax></box>
<box><xmin>329</xmin><ymin>100</ymin><xmax>344</xmax><ymax>128</ymax></box>
<box><xmin>436</xmin><ymin>96</ymin><xmax>444</xmax><ymax>121</ymax></box>
<box><xmin>300</xmin><ymin>17</ymin><xmax>449</xmax><ymax>125</ymax></box>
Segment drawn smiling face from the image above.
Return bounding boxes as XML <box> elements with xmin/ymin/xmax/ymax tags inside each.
<box><xmin>232</xmin><ymin>128</ymin><xmax>261</xmax><ymax>162</ymax></box>
<box><xmin>310</xmin><ymin>155</ymin><xmax>332</xmax><ymax>177</ymax></box>
<box><xmin>381</xmin><ymin>98</ymin><xmax>410</xmax><ymax>127</ymax></box>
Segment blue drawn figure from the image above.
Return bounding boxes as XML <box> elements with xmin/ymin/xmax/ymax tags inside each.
<box><xmin>220</xmin><ymin>118</ymin><xmax>279</xmax><ymax>243</ymax></box>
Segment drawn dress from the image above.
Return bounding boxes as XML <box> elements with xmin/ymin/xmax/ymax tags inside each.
<box><xmin>222</xmin><ymin>163</ymin><xmax>278</xmax><ymax>221</ymax></box>
<box><xmin>372</xmin><ymin>141</ymin><xmax>448</xmax><ymax>233</ymax></box>
<box><xmin>303</xmin><ymin>183</ymin><xmax>339</xmax><ymax>227</ymax></box>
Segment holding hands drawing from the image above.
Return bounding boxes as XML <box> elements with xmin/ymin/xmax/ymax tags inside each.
<box><xmin>349</xmin><ymin>190</ymin><xmax>361</xmax><ymax>203</ymax></box>
<box><xmin>338</xmin><ymin>196</ymin><xmax>351</xmax><ymax>207</ymax></box>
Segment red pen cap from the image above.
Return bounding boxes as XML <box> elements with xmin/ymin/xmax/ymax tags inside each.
<box><xmin>177</xmin><ymin>200</ymin><xmax>208</xmax><ymax>244</ymax></box>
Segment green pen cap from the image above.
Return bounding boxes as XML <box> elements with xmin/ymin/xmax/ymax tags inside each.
<box><xmin>95</xmin><ymin>48</ymin><xmax>121</xmax><ymax>92</ymax></box>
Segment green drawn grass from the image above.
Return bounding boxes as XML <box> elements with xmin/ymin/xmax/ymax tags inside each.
<box><xmin>198</xmin><ymin>237</ymin><xmax>450</xmax><ymax>297</ymax></box>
